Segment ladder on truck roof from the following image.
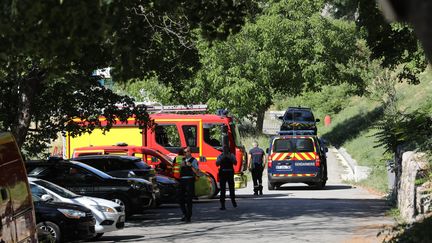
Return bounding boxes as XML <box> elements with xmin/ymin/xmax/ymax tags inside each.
<box><xmin>137</xmin><ymin>103</ymin><xmax>208</xmax><ymax>113</ymax></box>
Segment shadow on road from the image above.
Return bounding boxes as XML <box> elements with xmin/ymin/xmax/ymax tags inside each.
<box><xmin>276</xmin><ymin>184</ymin><xmax>352</xmax><ymax>191</ymax></box>
<box><xmin>97</xmin><ymin>235</ymin><xmax>145</xmax><ymax>242</ymax></box>
<box><xmin>126</xmin><ymin>196</ymin><xmax>390</xmax><ymax>228</ymax></box>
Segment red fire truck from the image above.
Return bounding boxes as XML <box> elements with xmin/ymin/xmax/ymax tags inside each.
<box><xmin>65</xmin><ymin>105</ymin><xmax>248</xmax><ymax>195</ymax></box>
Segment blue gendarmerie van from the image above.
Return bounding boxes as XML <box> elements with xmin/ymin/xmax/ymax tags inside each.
<box><xmin>267</xmin><ymin>133</ymin><xmax>328</xmax><ymax>190</ymax></box>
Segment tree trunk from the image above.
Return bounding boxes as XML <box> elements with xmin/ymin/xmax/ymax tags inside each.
<box><xmin>255</xmin><ymin>109</ymin><xmax>265</xmax><ymax>133</ymax></box>
<box><xmin>12</xmin><ymin>70</ymin><xmax>43</xmax><ymax>148</ymax></box>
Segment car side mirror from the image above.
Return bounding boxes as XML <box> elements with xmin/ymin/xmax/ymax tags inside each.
<box><xmin>41</xmin><ymin>194</ymin><xmax>54</xmax><ymax>202</ymax></box>
<box><xmin>278</xmin><ymin>116</ymin><xmax>284</xmax><ymax>120</ymax></box>
<box><xmin>325</xmin><ymin>147</ymin><xmax>328</xmax><ymax>153</ymax></box>
<box><xmin>315</xmin><ymin>118</ymin><xmax>320</xmax><ymax>122</ymax></box>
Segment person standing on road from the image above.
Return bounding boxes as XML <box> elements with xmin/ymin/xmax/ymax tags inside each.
<box><xmin>216</xmin><ymin>145</ymin><xmax>237</xmax><ymax>210</ymax></box>
<box><xmin>248</xmin><ymin>141</ymin><xmax>266</xmax><ymax>195</ymax></box>
<box><xmin>178</xmin><ymin>146</ymin><xmax>199</xmax><ymax>222</ymax></box>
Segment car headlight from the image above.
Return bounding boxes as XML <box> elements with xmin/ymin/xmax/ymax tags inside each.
<box><xmin>130</xmin><ymin>182</ymin><xmax>142</xmax><ymax>190</ymax></box>
<box><xmin>130</xmin><ymin>180</ymin><xmax>153</xmax><ymax>192</ymax></box>
<box><xmin>58</xmin><ymin>208</ymin><xmax>86</xmax><ymax>219</ymax></box>
<box><xmin>93</xmin><ymin>205</ymin><xmax>116</xmax><ymax>213</ymax></box>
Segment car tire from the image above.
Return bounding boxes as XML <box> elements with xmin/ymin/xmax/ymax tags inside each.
<box><xmin>91</xmin><ymin>233</ymin><xmax>104</xmax><ymax>241</ymax></box>
<box><xmin>37</xmin><ymin>221</ymin><xmax>61</xmax><ymax>243</ymax></box>
<box><xmin>313</xmin><ymin>180</ymin><xmax>326</xmax><ymax>190</ymax></box>
<box><xmin>268</xmin><ymin>182</ymin><xmax>276</xmax><ymax>190</ymax></box>
<box><xmin>109</xmin><ymin>195</ymin><xmax>132</xmax><ymax>218</ymax></box>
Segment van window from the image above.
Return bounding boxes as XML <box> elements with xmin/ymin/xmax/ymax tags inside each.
<box><xmin>182</xmin><ymin>125</ymin><xmax>198</xmax><ymax>148</ymax></box>
<box><xmin>273</xmin><ymin>139</ymin><xmax>294</xmax><ymax>152</ymax></box>
<box><xmin>273</xmin><ymin>138</ymin><xmax>315</xmax><ymax>153</ymax></box>
<box><xmin>284</xmin><ymin>111</ymin><xmax>315</xmax><ymax>122</ymax></box>
<box><xmin>155</xmin><ymin>125</ymin><xmax>181</xmax><ymax>148</ymax></box>
<box><xmin>296</xmin><ymin>139</ymin><xmax>315</xmax><ymax>152</ymax></box>
<box><xmin>203</xmin><ymin>123</ymin><xmax>223</xmax><ymax>149</ymax></box>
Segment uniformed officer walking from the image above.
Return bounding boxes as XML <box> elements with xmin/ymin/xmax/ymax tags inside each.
<box><xmin>248</xmin><ymin>141</ymin><xmax>266</xmax><ymax>195</ymax></box>
<box><xmin>178</xmin><ymin>146</ymin><xmax>198</xmax><ymax>222</ymax></box>
<box><xmin>216</xmin><ymin>145</ymin><xmax>237</xmax><ymax>210</ymax></box>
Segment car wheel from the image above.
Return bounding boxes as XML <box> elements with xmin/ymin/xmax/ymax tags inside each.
<box><xmin>91</xmin><ymin>233</ymin><xmax>104</xmax><ymax>241</ymax></box>
<box><xmin>268</xmin><ymin>182</ymin><xmax>275</xmax><ymax>190</ymax></box>
<box><xmin>37</xmin><ymin>221</ymin><xmax>61</xmax><ymax>243</ymax></box>
<box><xmin>313</xmin><ymin>181</ymin><xmax>326</xmax><ymax>190</ymax></box>
<box><xmin>109</xmin><ymin>195</ymin><xmax>132</xmax><ymax>218</ymax></box>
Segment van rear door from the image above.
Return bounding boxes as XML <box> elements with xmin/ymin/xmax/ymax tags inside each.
<box><xmin>0</xmin><ymin>132</ymin><xmax>37</xmax><ymax>243</ymax></box>
<box><xmin>271</xmin><ymin>137</ymin><xmax>318</xmax><ymax>176</ymax></box>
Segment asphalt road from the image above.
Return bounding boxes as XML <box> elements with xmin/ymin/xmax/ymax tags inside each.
<box><xmin>92</xmin><ymin>149</ymin><xmax>394</xmax><ymax>243</ymax></box>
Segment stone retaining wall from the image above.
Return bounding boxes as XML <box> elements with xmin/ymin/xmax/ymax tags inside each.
<box><xmin>397</xmin><ymin>151</ymin><xmax>431</xmax><ymax>222</ymax></box>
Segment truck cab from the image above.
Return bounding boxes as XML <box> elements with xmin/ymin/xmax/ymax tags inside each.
<box><xmin>65</xmin><ymin>105</ymin><xmax>248</xmax><ymax>196</ymax></box>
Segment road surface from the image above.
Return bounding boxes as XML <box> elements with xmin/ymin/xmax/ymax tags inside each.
<box><xmin>92</xmin><ymin>149</ymin><xmax>393</xmax><ymax>243</ymax></box>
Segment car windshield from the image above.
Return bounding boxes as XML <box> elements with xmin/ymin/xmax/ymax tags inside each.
<box><xmin>33</xmin><ymin>179</ymin><xmax>80</xmax><ymax>199</ymax></box>
<box><xmin>284</xmin><ymin>110</ymin><xmax>315</xmax><ymax>122</ymax></box>
<box><xmin>230</xmin><ymin>122</ymin><xmax>243</xmax><ymax>147</ymax></box>
<box><xmin>70</xmin><ymin>161</ymin><xmax>112</xmax><ymax>179</ymax></box>
<box><xmin>28</xmin><ymin>166</ymin><xmax>49</xmax><ymax>176</ymax></box>
<box><xmin>273</xmin><ymin>138</ymin><xmax>315</xmax><ymax>153</ymax></box>
<box><xmin>32</xmin><ymin>195</ymin><xmax>41</xmax><ymax>202</ymax></box>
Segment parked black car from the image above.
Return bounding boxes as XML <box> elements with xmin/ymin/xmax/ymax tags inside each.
<box><xmin>26</xmin><ymin>160</ymin><xmax>154</xmax><ymax>217</ymax></box>
<box><xmin>33</xmin><ymin>194</ymin><xmax>96</xmax><ymax>242</ymax></box>
<box><xmin>73</xmin><ymin>155</ymin><xmax>179</xmax><ymax>205</ymax></box>
<box><xmin>279</xmin><ymin>107</ymin><xmax>320</xmax><ymax>134</ymax></box>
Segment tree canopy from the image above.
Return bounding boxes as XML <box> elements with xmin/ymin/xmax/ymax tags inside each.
<box><xmin>178</xmin><ymin>0</ymin><xmax>371</xmax><ymax>131</ymax></box>
<box><xmin>0</xmin><ymin>0</ymin><xmax>256</xmax><ymax>155</ymax></box>
<box><xmin>325</xmin><ymin>0</ymin><xmax>427</xmax><ymax>84</ymax></box>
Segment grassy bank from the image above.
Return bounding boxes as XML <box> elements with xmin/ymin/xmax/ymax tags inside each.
<box><xmin>322</xmin><ymin>69</ymin><xmax>432</xmax><ymax>193</ymax></box>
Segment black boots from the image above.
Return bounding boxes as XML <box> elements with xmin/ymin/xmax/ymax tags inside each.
<box><xmin>254</xmin><ymin>185</ymin><xmax>263</xmax><ymax>195</ymax></box>
<box><xmin>220</xmin><ymin>200</ymin><xmax>236</xmax><ymax>209</ymax></box>
<box><xmin>220</xmin><ymin>201</ymin><xmax>226</xmax><ymax>210</ymax></box>
<box><xmin>232</xmin><ymin>200</ymin><xmax>237</xmax><ymax>208</ymax></box>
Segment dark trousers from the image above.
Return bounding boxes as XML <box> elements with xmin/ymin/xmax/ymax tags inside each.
<box><xmin>219</xmin><ymin>170</ymin><xmax>235</xmax><ymax>206</ymax></box>
<box><xmin>179</xmin><ymin>177</ymin><xmax>195</xmax><ymax>219</ymax></box>
<box><xmin>252</xmin><ymin>164</ymin><xmax>264</xmax><ymax>193</ymax></box>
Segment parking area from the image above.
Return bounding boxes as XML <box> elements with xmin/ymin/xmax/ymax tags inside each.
<box><xmin>94</xmin><ymin>149</ymin><xmax>393</xmax><ymax>243</ymax></box>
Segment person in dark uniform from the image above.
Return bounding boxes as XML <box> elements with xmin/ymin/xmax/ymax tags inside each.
<box><xmin>248</xmin><ymin>141</ymin><xmax>266</xmax><ymax>195</ymax></box>
<box><xmin>178</xmin><ymin>146</ymin><xmax>199</xmax><ymax>222</ymax></box>
<box><xmin>216</xmin><ymin>145</ymin><xmax>237</xmax><ymax>210</ymax></box>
